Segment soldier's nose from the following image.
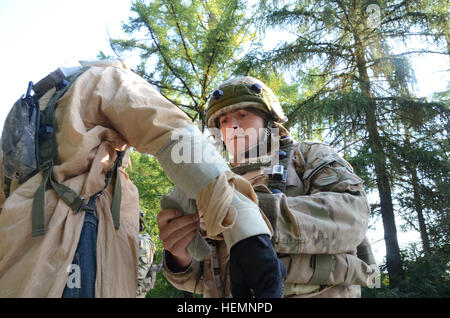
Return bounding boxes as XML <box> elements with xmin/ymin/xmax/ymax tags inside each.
<box><xmin>230</xmin><ymin>117</ymin><xmax>240</xmax><ymax>129</ymax></box>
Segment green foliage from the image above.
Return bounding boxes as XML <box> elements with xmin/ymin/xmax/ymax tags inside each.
<box><xmin>251</xmin><ymin>0</ymin><xmax>449</xmax><ymax>287</ymax></box>
<box><xmin>110</xmin><ymin>0</ymin><xmax>449</xmax><ymax>296</ymax></box>
<box><xmin>126</xmin><ymin>150</ymin><xmax>185</xmax><ymax>297</ymax></box>
<box><xmin>362</xmin><ymin>245</ymin><xmax>450</xmax><ymax>298</ymax></box>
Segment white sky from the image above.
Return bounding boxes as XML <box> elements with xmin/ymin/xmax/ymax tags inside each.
<box><xmin>0</xmin><ymin>0</ymin><xmax>134</xmax><ymax>129</ymax></box>
<box><xmin>0</xmin><ymin>0</ymin><xmax>448</xmax><ymax>264</ymax></box>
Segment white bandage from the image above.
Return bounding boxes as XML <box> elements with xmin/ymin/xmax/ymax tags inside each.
<box><xmin>222</xmin><ymin>190</ymin><xmax>271</xmax><ymax>251</ymax></box>
<box><xmin>157</xmin><ymin>125</ymin><xmax>229</xmax><ymax>199</ymax></box>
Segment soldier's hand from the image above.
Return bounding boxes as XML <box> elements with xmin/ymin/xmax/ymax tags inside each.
<box><xmin>157</xmin><ymin>209</ymin><xmax>198</xmax><ymax>270</ymax></box>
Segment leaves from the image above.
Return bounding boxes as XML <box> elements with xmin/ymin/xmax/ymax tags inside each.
<box><xmin>112</xmin><ymin>0</ymin><xmax>258</xmax><ymax>126</ymax></box>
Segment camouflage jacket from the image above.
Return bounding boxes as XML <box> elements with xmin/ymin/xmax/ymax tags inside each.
<box><xmin>163</xmin><ymin>140</ymin><xmax>378</xmax><ymax>298</ymax></box>
<box><xmin>136</xmin><ymin>233</ymin><xmax>156</xmax><ymax>298</ymax></box>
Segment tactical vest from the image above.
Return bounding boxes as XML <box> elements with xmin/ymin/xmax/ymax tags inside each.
<box><xmin>231</xmin><ymin>137</ymin><xmax>376</xmax><ymax>287</ymax></box>
<box><xmin>1</xmin><ymin>67</ymin><xmax>123</xmax><ymax>236</ymax></box>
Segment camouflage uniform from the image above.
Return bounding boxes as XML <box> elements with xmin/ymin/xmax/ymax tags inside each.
<box><xmin>163</xmin><ymin>76</ymin><xmax>378</xmax><ymax>298</ymax></box>
<box><xmin>164</xmin><ymin>140</ymin><xmax>377</xmax><ymax>297</ymax></box>
<box><xmin>136</xmin><ymin>211</ymin><xmax>156</xmax><ymax>298</ymax></box>
<box><xmin>136</xmin><ymin>233</ymin><xmax>156</xmax><ymax>298</ymax></box>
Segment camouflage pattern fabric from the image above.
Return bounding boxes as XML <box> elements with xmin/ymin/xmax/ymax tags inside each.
<box><xmin>136</xmin><ymin>233</ymin><xmax>156</xmax><ymax>298</ymax></box>
<box><xmin>1</xmin><ymin>95</ymin><xmax>39</xmax><ymax>184</ymax></box>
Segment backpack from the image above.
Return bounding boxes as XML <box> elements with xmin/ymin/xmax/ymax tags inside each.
<box><xmin>1</xmin><ymin>66</ymin><xmax>123</xmax><ymax>236</ymax></box>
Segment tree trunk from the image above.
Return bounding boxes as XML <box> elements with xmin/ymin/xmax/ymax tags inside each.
<box><xmin>353</xmin><ymin>32</ymin><xmax>404</xmax><ymax>287</ymax></box>
<box><xmin>410</xmin><ymin>164</ymin><xmax>432</xmax><ymax>256</ymax></box>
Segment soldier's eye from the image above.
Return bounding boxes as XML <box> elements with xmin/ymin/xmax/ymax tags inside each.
<box><xmin>237</xmin><ymin>111</ymin><xmax>248</xmax><ymax>117</ymax></box>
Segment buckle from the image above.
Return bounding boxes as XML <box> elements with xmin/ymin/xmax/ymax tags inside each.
<box><xmin>75</xmin><ymin>193</ymin><xmax>102</xmax><ymax>214</ymax></box>
<box><xmin>262</xmin><ymin>165</ymin><xmax>284</xmax><ymax>180</ymax></box>
<box><xmin>75</xmin><ymin>197</ymin><xmax>86</xmax><ymax>213</ymax></box>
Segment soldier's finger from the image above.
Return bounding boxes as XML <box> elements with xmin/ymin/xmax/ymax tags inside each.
<box><xmin>170</xmin><ymin>228</ymin><xmax>198</xmax><ymax>256</ymax></box>
<box><xmin>157</xmin><ymin>209</ymin><xmax>181</xmax><ymax>226</ymax></box>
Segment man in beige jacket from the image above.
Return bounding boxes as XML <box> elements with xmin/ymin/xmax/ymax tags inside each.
<box><xmin>0</xmin><ymin>61</ymin><xmax>282</xmax><ymax>297</ymax></box>
<box><xmin>160</xmin><ymin>76</ymin><xmax>379</xmax><ymax>297</ymax></box>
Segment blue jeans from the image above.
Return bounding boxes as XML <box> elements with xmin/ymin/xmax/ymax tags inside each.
<box><xmin>62</xmin><ymin>197</ymin><xmax>98</xmax><ymax>298</ymax></box>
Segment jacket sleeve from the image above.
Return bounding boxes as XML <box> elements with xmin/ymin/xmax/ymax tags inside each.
<box><xmin>83</xmin><ymin>65</ymin><xmax>192</xmax><ymax>155</ymax></box>
<box><xmin>280</xmin><ymin>252</ymin><xmax>378</xmax><ymax>287</ymax></box>
<box><xmin>265</xmin><ymin>142</ymin><xmax>370</xmax><ymax>255</ymax></box>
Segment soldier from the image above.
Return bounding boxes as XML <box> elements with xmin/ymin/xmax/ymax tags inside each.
<box><xmin>160</xmin><ymin>76</ymin><xmax>379</xmax><ymax>297</ymax></box>
<box><xmin>0</xmin><ymin>62</ymin><xmax>282</xmax><ymax>297</ymax></box>
<box><xmin>136</xmin><ymin>210</ymin><xmax>157</xmax><ymax>298</ymax></box>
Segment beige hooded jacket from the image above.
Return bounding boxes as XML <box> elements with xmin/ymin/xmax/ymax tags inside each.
<box><xmin>0</xmin><ymin>60</ymin><xmax>268</xmax><ymax>297</ymax></box>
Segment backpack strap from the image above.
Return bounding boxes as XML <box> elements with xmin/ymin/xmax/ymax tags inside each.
<box><xmin>108</xmin><ymin>151</ymin><xmax>125</xmax><ymax>230</ymax></box>
<box><xmin>31</xmin><ymin>165</ymin><xmax>85</xmax><ymax>236</ymax></box>
<box><xmin>31</xmin><ymin>68</ymin><xmax>89</xmax><ymax>237</ymax></box>
<box><xmin>266</xmin><ymin>136</ymin><xmax>293</xmax><ymax>194</ymax></box>
<box><xmin>38</xmin><ymin>67</ymin><xmax>90</xmax><ymax>166</ymax></box>
<box><xmin>231</xmin><ymin>162</ymin><xmax>270</xmax><ymax>175</ymax></box>
<box><xmin>31</xmin><ymin>151</ymin><xmax>125</xmax><ymax>236</ymax></box>
<box><xmin>30</xmin><ymin>66</ymin><xmax>124</xmax><ymax>236</ymax></box>
<box><xmin>3</xmin><ymin>177</ymin><xmax>12</xmax><ymax>199</ymax></box>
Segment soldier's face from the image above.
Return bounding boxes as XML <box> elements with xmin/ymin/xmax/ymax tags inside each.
<box><xmin>218</xmin><ymin>109</ymin><xmax>266</xmax><ymax>158</ymax></box>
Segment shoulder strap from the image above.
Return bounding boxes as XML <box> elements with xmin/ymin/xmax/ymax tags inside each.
<box><xmin>38</xmin><ymin>67</ymin><xmax>90</xmax><ymax>168</ymax></box>
<box><xmin>31</xmin><ymin>67</ymin><xmax>90</xmax><ymax>236</ymax></box>
<box><xmin>30</xmin><ymin>67</ymin><xmax>123</xmax><ymax>236</ymax></box>
<box><xmin>231</xmin><ymin>162</ymin><xmax>270</xmax><ymax>175</ymax></box>
<box><xmin>308</xmin><ymin>254</ymin><xmax>336</xmax><ymax>285</ymax></box>
<box><xmin>266</xmin><ymin>137</ymin><xmax>294</xmax><ymax>194</ymax></box>
<box><xmin>108</xmin><ymin>151</ymin><xmax>125</xmax><ymax>230</ymax></box>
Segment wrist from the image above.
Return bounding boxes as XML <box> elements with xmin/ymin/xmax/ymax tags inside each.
<box><xmin>165</xmin><ymin>250</ymin><xmax>192</xmax><ymax>273</ymax></box>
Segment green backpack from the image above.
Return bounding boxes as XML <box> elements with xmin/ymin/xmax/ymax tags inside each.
<box><xmin>1</xmin><ymin>67</ymin><xmax>123</xmax><ymax>236</ymax></box>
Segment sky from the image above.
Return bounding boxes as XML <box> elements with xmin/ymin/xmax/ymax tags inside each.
<box><xmin>0</xmin><ymin>0</ymin><xmax>448</xmax><ymax>264</ymax></box>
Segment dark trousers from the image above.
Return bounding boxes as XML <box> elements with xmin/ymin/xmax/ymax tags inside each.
<box><xmin>62</xmin><ymin>197</ymin><xmax>98</xmax><ymax>298</ymax></box>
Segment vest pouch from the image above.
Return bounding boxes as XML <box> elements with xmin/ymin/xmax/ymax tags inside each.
<box><xmin>256</xmin><ymin>191</ymin><xmax>303</xmax><ymax>254</ymax></box>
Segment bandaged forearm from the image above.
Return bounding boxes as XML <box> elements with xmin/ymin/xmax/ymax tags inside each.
<box><xmin>157</xmin><ymin>125</ymin><xmax>271</xmax><ymax>248</ymax></box>
<box><xmin>221</xmin><ymin>190</ymin><xmax>272</xmax><ymax>251</ymax></box>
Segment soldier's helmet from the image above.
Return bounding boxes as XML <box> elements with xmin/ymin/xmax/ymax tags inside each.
<box><xmin>205</xmin><ymin>76</ymin><xmax>287</xmax><ymax>129</ymax></box>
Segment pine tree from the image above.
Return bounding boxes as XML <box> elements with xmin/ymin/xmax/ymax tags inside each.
<box><xmin>251</xmin><ymin>0</ymin><xmax>449</xmax><ymax>287</ymax></box>
<box><xmin>110</xmin><ymin>0</ymin><xmax>257</xmax><ymax>128</ymax></box>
